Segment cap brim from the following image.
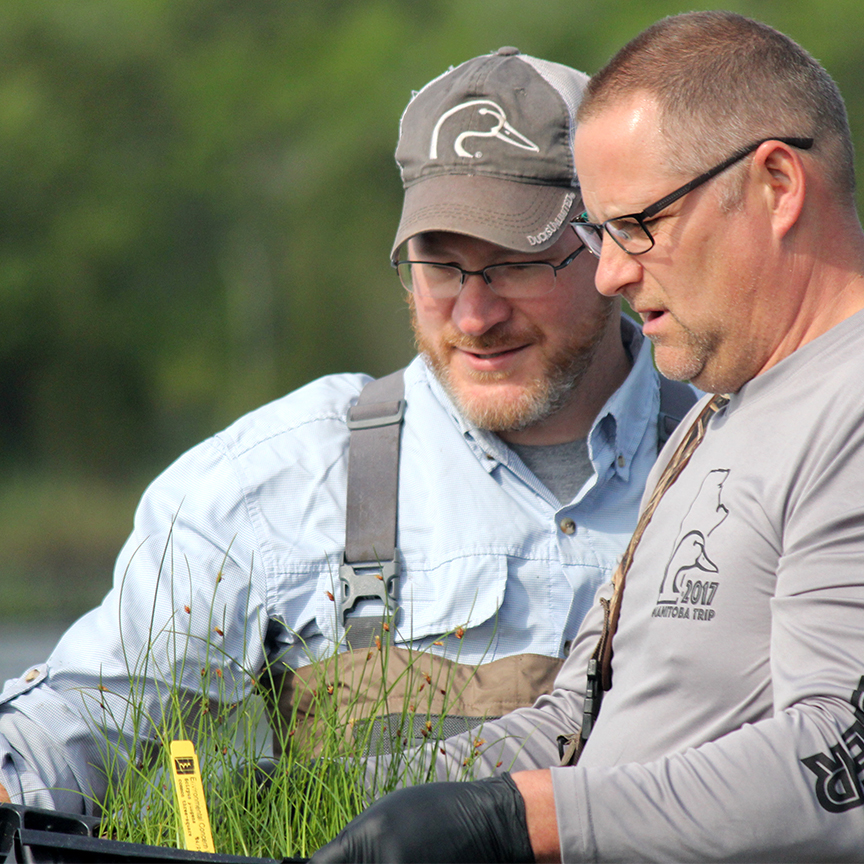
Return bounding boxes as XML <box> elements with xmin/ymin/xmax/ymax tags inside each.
<box><xmin>391</xmin><ymin>174</ymin><xmax>582</xmax><ymax>259</ymax></box>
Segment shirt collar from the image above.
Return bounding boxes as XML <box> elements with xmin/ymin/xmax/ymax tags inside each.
<box><xmin>407</xmin><ymin>356</ymin><xmax>507</xmax><ymax>472</ymax></box>
<box><xmin>588</xmin><ymin>315</ymin><xmax>657</xmax><ymax>482</ymax></box>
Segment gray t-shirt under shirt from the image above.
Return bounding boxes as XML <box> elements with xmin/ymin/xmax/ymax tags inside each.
<box><xmin>508</xmin><ymin>438</ymin><xmax>594</xmax><ymax>504</ymax></box>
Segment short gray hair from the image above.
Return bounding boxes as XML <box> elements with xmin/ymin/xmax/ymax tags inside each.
<box><xmin>578</xmin><ymin>11</ymin><xmax>855</xmax><ymax>206</ymax></box>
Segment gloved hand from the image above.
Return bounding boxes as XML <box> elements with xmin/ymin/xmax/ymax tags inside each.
<box><xmin>309</xmin><ymin>773</ymin><xmax>535</xmax><ymax>864</ymax></box>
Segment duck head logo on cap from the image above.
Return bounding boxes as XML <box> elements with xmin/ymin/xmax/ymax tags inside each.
<box><xmin>429</xmin><ymin>99</ymin><xmax>540</xmax><ymax>160</ymax></box>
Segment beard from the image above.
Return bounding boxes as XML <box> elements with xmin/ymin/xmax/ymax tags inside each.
<box><xmin>411</xmin><ymin>300</ymin><xmax>615</xmax><ymax>433</ymax></box>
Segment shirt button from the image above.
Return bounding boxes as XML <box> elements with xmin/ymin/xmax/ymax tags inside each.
<box><xmin>25</xmin><ymin>668</ymin><xmax>39</xmax><ymax>682</ymax></box>
<box><xmin>617</xmin><ymin>455</ymin><xmax>626</xmax><ymax>468</ymax></box>
<box><xmin>563</xmin><ymin>640</ymin><xmax>573</xmax><ymax>656</ymax></box>
<box><xmin>559</xmin><ymin>518</ymin><xmax>576</xmax><ymax>535</ymax></box>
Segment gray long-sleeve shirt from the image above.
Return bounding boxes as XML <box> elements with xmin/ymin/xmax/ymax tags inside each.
<box><xmin>428</xmin><ymin>307</ymin><xmax>864</xmax><ymax>861</ymax></box>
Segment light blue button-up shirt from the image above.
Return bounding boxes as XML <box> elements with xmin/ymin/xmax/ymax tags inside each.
<box><xmin>0</xmin><ymin>317</ymin><xmax>668</xmax><ymax>812</ymax></box>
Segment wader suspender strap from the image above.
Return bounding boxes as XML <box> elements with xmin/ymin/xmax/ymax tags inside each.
<box><xmin>559</xmin><ymin>393</ymin><xmax>728</xmax><ymax>767</ymax></box>
<box><xmin>338</xmin><ymin>369</ymin><xmax>406</xmax><ymax>649</ymax></box>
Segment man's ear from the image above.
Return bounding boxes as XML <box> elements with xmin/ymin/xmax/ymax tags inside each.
<box><xmin>753</xmin><ymin>140</ymin><xmax>806</xmax><ymax>240</ymax></box>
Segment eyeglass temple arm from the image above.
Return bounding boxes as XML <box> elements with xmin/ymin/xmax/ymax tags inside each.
<box><xmin>642</xmin><ymin>136</ymin><xmax>814</xmax><ymax>219</ymax></box>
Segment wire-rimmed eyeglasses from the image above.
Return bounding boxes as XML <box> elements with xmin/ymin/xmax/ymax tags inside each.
<box><xmin>573</xmin><ymin>137</ymin><xmax>814</xmax><ymax>257</ymax></box>
<box><xmin>392</xmin><ymin>237</ymin><xmax>586</xmax><ymax>300</ymax></box>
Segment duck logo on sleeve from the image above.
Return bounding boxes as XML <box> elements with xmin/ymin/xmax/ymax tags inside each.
<box><xmin>652</xmin><ymin>469</ymin><xmax>729</xmax><ymax>621</ymax></box>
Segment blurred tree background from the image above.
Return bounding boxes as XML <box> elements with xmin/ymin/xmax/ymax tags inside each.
<box><xmin>1</xmin><ymin>0</ymin><xmax>862</xmax><ymax>624</ymax></box>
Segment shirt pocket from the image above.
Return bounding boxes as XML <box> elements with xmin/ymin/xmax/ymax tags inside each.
<box><xmin>315</xmin><ymin>553</ymin><xmax>508</xmax><ymax>645</ymax></box>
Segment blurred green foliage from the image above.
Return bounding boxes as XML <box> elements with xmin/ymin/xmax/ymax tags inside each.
<box><xmin>1</xmin><ymin>0</ymin><xmax>863</xmax><ymax>620</ymax></box>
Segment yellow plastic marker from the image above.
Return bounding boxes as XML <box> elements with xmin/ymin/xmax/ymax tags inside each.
<box><xmin>169</xmin><ymin>740</ymin><xmax>215</xmax><ymax>853</ymax></box>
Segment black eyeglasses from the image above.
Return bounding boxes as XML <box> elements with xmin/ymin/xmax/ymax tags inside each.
<box><xmin>573</xmin><ymin>136</ymin><xmax>814</xmax><ymax>256</ymax></box>
<box><xmin>392</xmin><ymin>238</ymin><xmax>586</xmax><ymax>300</ymax></box>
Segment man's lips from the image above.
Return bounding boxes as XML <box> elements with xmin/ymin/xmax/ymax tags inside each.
<box><xmin>464</xmin><ymin>346</ymin><xmax>526</xmax><ymax>358</ymax></box>
<box><xmin>635</xmin><ymin>307</ymin><xmax>669</xmax><ymax>337</ymax></box>
<box><xmin>452</xmin><ymin>342</ymin><xmax>531</xmax><ymax>368</ymax></box>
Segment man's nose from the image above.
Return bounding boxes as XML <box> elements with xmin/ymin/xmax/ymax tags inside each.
<box><xmin>451</xmin><ymin>274</ymin><xmax>512</xmax><ymax>335</ymax></box>
<box><xmin>593</xmin><ymin>235</ymin><xmax>644</xmax><ymax>298</ymax></box>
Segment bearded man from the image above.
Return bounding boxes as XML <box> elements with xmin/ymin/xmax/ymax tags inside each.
<box><xmin>0</xmin><ymin>48</ymin><xmax>690</xmax><ymax>813</ymax></box>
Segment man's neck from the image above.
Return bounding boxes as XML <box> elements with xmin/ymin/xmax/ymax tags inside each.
<box><xmin>754</xmin><ymin>229</ymin><xmax>864</xmax><ymax>384</ymax></box>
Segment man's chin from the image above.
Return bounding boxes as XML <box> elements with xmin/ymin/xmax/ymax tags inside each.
<box><xmin>442</xmin><ymin>377</ymin><xmax>552</xmax><ymax>433</ymax></box>
<box><xmin>654</xmin><ymin>343</ymin><xmax>709</xmax><ymax>386</ymax></box>
<box><xmin>416</xmin><ymin>330</ymin><xmax>595</xmax><ymax>433</ymax></box>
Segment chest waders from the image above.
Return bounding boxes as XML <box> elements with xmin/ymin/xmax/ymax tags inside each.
<box><xmin>266</xmin><ymin>370</ymin><xmax>698</xmax><ymax>755</ymax></box>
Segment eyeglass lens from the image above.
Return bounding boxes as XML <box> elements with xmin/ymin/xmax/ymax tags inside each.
<box><xmin>572</xmin><ymin>222</ymin><xmax>604</xmax><ymax>257</ymax></box>
<box><xmin>397</xmin><ymin>261</ymin><xmax>558</xmax><ymax>299</ymax></box>
<box><xmin>573</xmin><ymin>208</ymin><xmax>663</xmax><ymax>257</ymax></box>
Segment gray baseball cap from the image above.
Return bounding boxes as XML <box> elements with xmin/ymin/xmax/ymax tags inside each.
<box><xmin>391</xmin><ymin>47</ymin><xmax>589</xmax><ymax>259</ymax></box>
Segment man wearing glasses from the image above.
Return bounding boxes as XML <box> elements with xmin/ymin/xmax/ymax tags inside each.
<box><xmin>313</xmin><ymin>12</ymin><xmax>864</xmax><ymax>863</ymax></box>
<box><xmin>0</xmin><ymin>49</ymin><xmax>687</xmax><ymax>813</ymax></box>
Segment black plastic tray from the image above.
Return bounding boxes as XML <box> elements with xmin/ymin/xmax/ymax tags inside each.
<box><xmin>0</xmin><ymin>804</ymin><xmax>305</xmax><ymax>864</ymax></box>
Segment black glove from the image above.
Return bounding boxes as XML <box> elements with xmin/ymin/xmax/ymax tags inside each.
<box><xmin>309</xmin><ymin>773</ymin><xmax>535</xmax><ymax>864</ymax></box>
